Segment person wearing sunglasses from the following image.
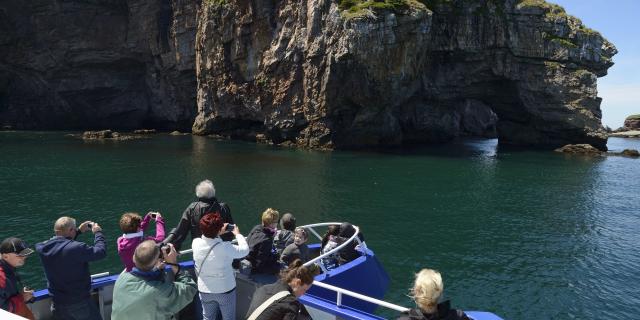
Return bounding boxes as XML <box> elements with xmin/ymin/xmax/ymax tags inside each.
<box><xmin>0</xmin><ymin>237</ymin><xmax>35</xmax><ymax>319</ymax></box>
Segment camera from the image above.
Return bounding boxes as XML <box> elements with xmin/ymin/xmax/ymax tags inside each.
<box><xmin>149</xmin><ymin>211</ymin><xmax>158</xmax><ymax>219</ymax></box>
<box><xmin>225</xmin><ymin>224</ymin><xmax>235</xmax><ymax>232</ymax></box>
<box><xmin>86</xmin><ymin>223</ymin><xmax>93</xmax><ymax>229</ymax></box>
<box><xmin>156</xmin><ymin>228</ymin><xmax>177</xmax><ymax>257</ymax></box>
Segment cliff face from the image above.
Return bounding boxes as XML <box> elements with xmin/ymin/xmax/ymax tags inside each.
<box><xmin>194</xmin><ymin>0</ymin><xmax>616</xmax><ymax>150</ymax></box>
<box><xmin>1</xmin><ymin>0</ymin><xmax>617</xmax><ymax>150</ymax></box>
<box><xmin>0</xmin><ymin>0</ymin><xmax>197</xmax><ymax>130</ymax></box>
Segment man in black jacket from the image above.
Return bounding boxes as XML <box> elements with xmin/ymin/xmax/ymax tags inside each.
<box><xmin>171</xmin><ymin>179</ymin><xmax>234</xmax><ymax>249</ymax></box>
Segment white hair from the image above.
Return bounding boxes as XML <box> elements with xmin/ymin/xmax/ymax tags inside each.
<box><xmin>411</xmin><ymin>269</ymin><xmax>443</xmax><ymax>313</ymax></box>
<box><xmin>195</xmin><ymin>179</ymin><xmax>216</xmax><ymax>199</ymax></box>
<box><xmin>54</xmin><ymin>216</ymin><xmax>76</xmax><ymax>233</ymax></box>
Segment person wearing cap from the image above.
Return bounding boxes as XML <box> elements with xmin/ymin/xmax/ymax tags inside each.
<box><xmin>0</xmin><ymin>237</ymin><xmax>35</xmax><ymax>319</ymax></box>
<box><xmin>35</xmin><ymin>217</ymin><xmax>106</xmax><ymax>320</ymax></box>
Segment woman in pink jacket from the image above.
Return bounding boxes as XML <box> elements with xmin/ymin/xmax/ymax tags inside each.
<box><xmin>117</xmin><ymin>212</ymin><xmax>165</xmax><ymax>271</ymax></box>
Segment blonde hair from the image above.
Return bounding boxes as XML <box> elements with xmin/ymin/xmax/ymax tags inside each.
<box><xmin>411</xmin><ymin>269</ymin><xmax>443</xmax><ymax>313</ymax></box>
<box><xmin>261</xmin><ymin>208</ymin><xmax>280</xmax><ymax>226</ymax></box>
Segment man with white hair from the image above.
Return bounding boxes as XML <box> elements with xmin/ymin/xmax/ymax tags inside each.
<box><xmin>36</xmin><ymin>216</ymin><xmax>106</xmax><ymax>320</ymax></box>
<box><xmin>171</xmin><ymin>179</ymin><xmax>233</xmax><ymax>249</ymax></box>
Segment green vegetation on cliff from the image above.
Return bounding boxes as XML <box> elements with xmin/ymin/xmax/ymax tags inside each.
<box><xmin>627</xmin><ymin>114</ymin><xmax>640</xmax><ymax>120</ymax></box>
<box><xmin>338</xmin><ymin>0</ymin><xmax>427</xmax><ymax>20</ymax></box>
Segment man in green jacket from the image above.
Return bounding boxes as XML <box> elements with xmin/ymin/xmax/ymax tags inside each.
<box><xmin>111</xmin><ymin>240</ymin><xmax>197</xmax><ymax>320</ymax></box>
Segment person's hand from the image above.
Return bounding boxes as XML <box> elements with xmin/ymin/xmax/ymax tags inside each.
<box><xmin>91</xmin><ymin>223</ymin><xmax>102</xmax><ymax>233</ymax></box>
<box><xmin>164</xmin><ymin>243</ymin><xmax>178</xmax><ymax>264</ymax></box>
<box><xmin>22</xmin><ymin>287</ymin><xmax>34</xmax><ymax>302</ymax></box>
<box><xmin>78</xmin><ymin>221</ymin><xmax>92</xmax><ymax>233</ymax></box>
<box><xmin>232</xmin><ymin>224</ymin><xmax>240</xmax><ymax>235</ymax></box>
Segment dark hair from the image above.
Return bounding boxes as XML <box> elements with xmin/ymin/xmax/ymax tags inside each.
<box><xmin>280</xmin><ymin>259</ymin><xmax>318</xmax><ymax>285</ymax></box>
<box><xmin>280</xmin><ymin>213</ymin><xmax>296</xmax><ymax>231</ymax></box>
<box><xmin>200</xmin><ymin>212</ymin><xmax>224</xmax><ymax>238</ymax></box>
<box><xmin>120</xmin><ymin>212</ymin><xmax>142</xmax><ymax>233</ymax></box>
<box><xmin>338</xmin><ymin>222</ymin><xmax>356</xmax><ymax>238</ymax></box>
<box><xmin>321</xmin><ymin>225</ymin><xmax>341</xmax><ymax>249</ymax></box>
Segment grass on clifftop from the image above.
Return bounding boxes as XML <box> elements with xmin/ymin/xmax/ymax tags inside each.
<box><xmin>339</xmin><ymin>0</ymin><xmax>427</xmax><ymax>20</ymax></box>
<box><xmin>516</xmin><ymin>0</ymin><xmax>601</xmax><ymax>37</ymax></box>
<box><xmin>627</xmin><ymin>114</ymin><xmax>640</xmax><ymax>120</ymax></box>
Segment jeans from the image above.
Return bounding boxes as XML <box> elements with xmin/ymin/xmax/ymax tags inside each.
<box><xmin>51</xmin><ymin>298</ymin><xmax>102</xmax><ymax>320</ymax></box>
<box><xmin>200</xmin><ymin>289</ymin><xmax>236</xmax><ymax>320</ymax></box>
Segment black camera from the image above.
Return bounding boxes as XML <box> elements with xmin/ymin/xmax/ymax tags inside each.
<box><xmin>156</xmin><ymin>228</ymin><xmax>177</xmax><ymax>257</ymax></box>
<box><xmin>225</xmin><ymin>224</ymin><xmax>235</xmax><ymax>232</ymax></box>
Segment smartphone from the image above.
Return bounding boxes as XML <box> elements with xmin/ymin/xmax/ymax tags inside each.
<box><xmin>225</xmin><ymin>224</ymin><xmax>235</xmax><ymax>232</ymax></box>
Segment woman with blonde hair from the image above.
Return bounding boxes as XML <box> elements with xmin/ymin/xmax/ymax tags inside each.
<box><xmin>396</xmin><ymin>269</ymin><xmax>469</xmax><ymax>320</ymax></box>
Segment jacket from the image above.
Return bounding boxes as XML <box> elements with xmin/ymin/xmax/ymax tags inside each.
<box><xmin>172</xmin><ymin>197</ymin><xmax>233</xmax><ymax>250</ymax></box>
<box><xmin>246</xmin><ymin>225</ymin><xmax>279</xmax><ymax>274</ymax></box>
<box><xmin>0</xmin><ymin>260</ymin><xmax>20</xmax><ymax>312</ymax></box>
<box><xmin>245</xmin><ymin>281</ymin><xmax>311</xmax><ymax>320</ymax></box>
<box><xmin>117</xmin><ymin>214</ymin><xmax>165</xmax><ymax>271</ymax></box>
<box><xmin>273</xmin><ymin>229</ymin><xmax>294</xmax><ymax>256</ymax></box>
<box><xmin>35</xmin><ymin>232</ymin><xmax>106</xmax><ymax>304</ymax></box>
<box><xmin>320</xmin><ymin>236</ymin><xmax>340</xmax><ymax>270</ymax></box>
<box><xmin>192</xmin><ymin>234</ymin><xmax>249</xmax><ymax>293</ymax></box>
<box><xmin>111</xmin><ymin>269</ymin><xmax>197</xmax><ymax>320</ymax></box>
<box><xmin>280</xmin><ymin>243</ymin><xmax>309</xmax><ymax>265</ymax></box>
<box><xmin>396</xmin><ymin>301</ymin><xmax>470</xmax><ymax>320</ymax></box>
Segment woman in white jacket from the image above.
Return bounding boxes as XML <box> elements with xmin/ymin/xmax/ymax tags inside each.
<box><xmin>192</xmin><ymin>212</ymin><xmax>249</xmax><ymax>320</ymax></box>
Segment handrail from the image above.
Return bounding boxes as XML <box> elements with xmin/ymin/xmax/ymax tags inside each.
<box><xmin>299</xmin><ymin>222</ymin><xmax>363</xmax><ymax>270</ymax></box>
<box><xmin>311</xmin><ymin>280</ymin><xmax>410</xmax><ymax>313</ymax></box>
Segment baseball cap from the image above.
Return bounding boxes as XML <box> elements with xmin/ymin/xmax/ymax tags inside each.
<box><xmin>0</xmin><ymin>237</ymin><xmax>34</xmax><ymax>257</ymax></box>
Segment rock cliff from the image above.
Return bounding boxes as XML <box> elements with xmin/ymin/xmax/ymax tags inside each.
<box><xmin>1</xmin><ymin>0</ymin><xmax>617</xmax><ymax>150</ymax></box>
<box><xmin>0</xmin><ymin>0</ymin><xmax>197</xmax><ymax>130</ymax></box>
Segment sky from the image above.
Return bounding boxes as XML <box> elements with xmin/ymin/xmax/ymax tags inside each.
<box><xmin>551</xmin><ymin>0</ymin><xmax>640</xmax><ymax>128</ymax></box>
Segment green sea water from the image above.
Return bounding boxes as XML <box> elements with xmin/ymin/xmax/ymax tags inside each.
<box><xmin>1</xmin><ymin>132</ymin><xmax>639</xmax><ymax>319</ymax></box>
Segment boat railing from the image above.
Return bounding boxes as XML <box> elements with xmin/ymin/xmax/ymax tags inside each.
<box><xmin>177</xmin><ymin>222</ymin><xmax>363</xmax><ymax>273</ymax></box>
<box><xmin>299</xmin><ymin>222</ymin><xmax>364</xmax><ymax>273</ymax></box>
<box><xmin>311</xmin><ymin>280</ymin><xmax>410</xmax><ymax>313</ymax></box>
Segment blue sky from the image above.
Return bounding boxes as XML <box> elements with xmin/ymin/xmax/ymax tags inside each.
<box><xmin>551</xmin><ymin>0</ymin><xmax>640</xmax><ymax>128</ymax></box>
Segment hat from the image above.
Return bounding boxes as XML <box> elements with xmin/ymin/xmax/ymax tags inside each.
<box><xmin>0</xmin><ymin>237</ymin><xmax>34</xmax><ymax>257</ymax></box>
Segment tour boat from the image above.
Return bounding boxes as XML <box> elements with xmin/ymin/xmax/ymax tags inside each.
<box><xmin>24</xmin><ymin>222</ymin><xmax>503</xmax><ymax>320</ymax></box>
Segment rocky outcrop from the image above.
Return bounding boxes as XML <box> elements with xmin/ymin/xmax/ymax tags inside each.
<box><xmin>555</xmin><ymin>144</ymin><xmax>602</xmax><ymax>155</ymax></box>
<box><xmin>193</xmin><ymin>0</ymin><xmax>616</xmax><ymax>150</ymax></box>
<box><xmin>0</xmin><ymin>0</ymin><xmax>198</xmax><ymax>131</ymax></box>
<box><xmin>623</xmin><ymin>115</ymin><xmax>640</xmax><ymax>130</ymax></box>
<box><xmin>1</xmin><ymin>0</ymin><xmax>616</xmax><ymax>150</ymax></box>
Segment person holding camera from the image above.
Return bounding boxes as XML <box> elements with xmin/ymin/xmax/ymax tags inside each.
<box><xmin>35</xmin><ymin>217</ymin><xmax>106</xmax><ymax>320</ymax></box>
<box><xmin>117</xmin><ymin>211</ymin><xmax>165</xmax><ymax>271</ymax></box>
<box><xmin>0</xmin><ymin>237</ymin><xmax>35</xmax><ymax>320</ymax></box>
<box><xmin>172</xmin><ymin>179</ymin><xmax>234</xmax><ymax>250</ymax></box>
<box><xmin>111</xmin><ymin>240</ymin><xmax>197</xmax><ymax>320</ymax></box>
<box><xmin>192</xmin><ymin>212</ymin><xmax>249</xmax><ymax>320</ymax></box>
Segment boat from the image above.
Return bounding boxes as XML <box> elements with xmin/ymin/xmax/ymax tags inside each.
<box><xmin>25</xmin><ymin>222</ymin><xmax>503</xmax><ymax>320</ymax></box>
